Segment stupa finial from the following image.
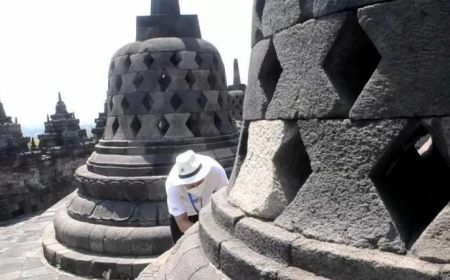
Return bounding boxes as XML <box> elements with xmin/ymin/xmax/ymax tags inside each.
<box><xmin>58</xmin><ymin>92</ymin><xmax>62</xmax><ymax>102</ymax></box>
<box><xmin>233</xmin><ymin>59</ymin><xmax>241</xmax><ymax>86</ymax></box>
<box><xmin>151</xmin><ymin>0</ymin><xmax>180</xmax><ymax>15</ymax></box>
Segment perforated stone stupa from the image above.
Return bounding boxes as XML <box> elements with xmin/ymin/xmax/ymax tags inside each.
<box><xmin>38</xmin><ymin>93</ymin><xmax>88</xmax><ymax>151</ymax></box>
<box><xmin>139</xmin><ymin>0</ymin><xmax>450</xmax><ymax>279</ymax></box>
<box><xmin>42</xmin><ymin>0</ymin><xmax>238</xmax><ymax>278</ymax></box>
<box><xmin>227</xmin><ymin>59</ymin><xmax>246</xmax><ymax>125</ymax></box>
<box><xmin>0</xmin><ymin>100</ymin><xmax>29</xmax><ymax>161</ymax></box>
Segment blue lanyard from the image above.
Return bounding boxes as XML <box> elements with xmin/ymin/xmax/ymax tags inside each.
<box><xmin>188</xmin><ymin>193</ymin><xmax>202</xmax><ymax>214</ymax></box>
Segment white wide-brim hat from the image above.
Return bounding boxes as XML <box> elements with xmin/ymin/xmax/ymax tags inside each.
<box><xmin>169</xmin><ymin>150</ymin><xmax>211</xmax><ymax>186</ymax></box>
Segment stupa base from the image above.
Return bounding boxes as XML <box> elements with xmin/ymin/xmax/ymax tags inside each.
<box><xmin>43</xmin><ymin>225</ymin><xmax>159</xmax><ymax>279</ymax></box>
<box><xmin>138</xmin><ymin>189</ymin><xmax>450</xmax><ymax>280</ymax></box>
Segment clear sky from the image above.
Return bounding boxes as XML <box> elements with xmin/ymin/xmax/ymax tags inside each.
<box><xmin>0</xmin><ymin>0</ymin><xmax>253</xmax><ymax>135</ymax></box>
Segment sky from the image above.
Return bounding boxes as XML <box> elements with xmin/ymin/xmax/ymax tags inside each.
<box><xmin>0</xmin><ymin>0</ymin><xmax>253</xmax><ymax>136</ymax></box>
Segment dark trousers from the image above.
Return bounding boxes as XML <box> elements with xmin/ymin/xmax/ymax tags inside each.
<box><xmin>169</xmin><ymin>215</ymin><xmax>199</xmax><ymax>243</ymax></box>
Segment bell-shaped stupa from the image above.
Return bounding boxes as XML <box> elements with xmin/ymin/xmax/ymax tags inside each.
<box><xmin>43</xmin><ymin>0</ymin><xmax>238</xmax><ymax>278</ymax></box>
<box><xmin>139</xmin><ymin>0</ymin><xmax>450</xmax><ymax>279</ymax></box>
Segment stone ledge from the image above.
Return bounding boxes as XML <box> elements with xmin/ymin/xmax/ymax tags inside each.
<box><xmin>208</xmin><ymin>188</ymin><xmax>450</xmax><ymax>280</ymax></box>
<box><xmin>220</xmin><ymin>239</ymin><xmax>285</xmax><ymax>280</ymax></box>
<box><xmin>199</xmin><ymin>203</ymin><xmax>233</xmax><ymax>268</ymax></box>
<box><xmin>43</xmin><ymin>224</ymin><xmax>157</xmax><ymax>279</ymax></box>
<box><xmin>53</xmin><ymin>209</ymin><xmax>173</xmax><ymax>256</ymax></box>
<box><xmin>210</xmin><ymin>188</ymin><xmax>244</xmax><ymax>234</ymax></box>
<box><xmin>234</xmin><ymin>217</ymin><xmax>298</xmax><ymax>265</ymax></box>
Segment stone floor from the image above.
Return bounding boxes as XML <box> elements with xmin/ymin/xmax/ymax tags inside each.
<box><xmin>0</xmin><ymin>193</ymin><xmax>87</xmax><ymax>280</ymax></box>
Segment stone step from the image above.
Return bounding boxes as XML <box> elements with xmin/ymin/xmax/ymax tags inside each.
<box><xmin>43</xmin><ymin>224</ymin><xmax>156</xmax><ymax>279</ymax></box>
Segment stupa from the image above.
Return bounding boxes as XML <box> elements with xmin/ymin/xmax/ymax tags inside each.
<box><xmin>38</xmin><ymin>93</ymin><xmax>88</xmax><ymax>151</ymax></box>
<box><xmin>91</xmin><ymin>100</ymin><xmax>107</xmax><ymax>143</ymax></box>
<box><xmin>43</xmin><ymin>0</ymin><xmax>239</xmax><ymax>278</ymax></box>
<box><xmin>0</xmin><ymin>100</ymin><xmax>29</xmax><ymax>161</ymax></box>
<box><xmin>139</xmin><ymin>0</ymin><xmax>450</xmax><ymax>279</ymax></box>
<box><xmin>227</xmin><ymin>59</ymin><xmax>246</xmax><ymax>125</ymax></box>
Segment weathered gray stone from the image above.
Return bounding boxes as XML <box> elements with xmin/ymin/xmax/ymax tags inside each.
<box><xmin>291</xmin><ymin>236</ymin><xmax>442</xmax><ymax>280</ymax></box>
<box><xmin>243</xmin><ymin>39</ymin><xmax>272</xmax><ymax>120</ymax></box>
<box><xmin>276</xmin><ymin>119</ymin><xmax>409</xmax><ymax>253</ymax></box>
<box><xmin>267</xmin><ymin>12</ymin><xmax>363</xmax><ymax>120</ymax></box>
<box><xmin>234</xmin><ymin>217</ymin><xmax>298</xmax><ymax>264</ymax></box>
<box><xmin>350</xmin><ymin>0</ymin><xmax>450</xmax><ymax>119</ymax></box>
<box><xmin>278</xmin><ymin>267</ymin><xmax>329</xmax><ymax>280</ymax></box>
<box><xmin>251</xmin><ymin>0</ymin><xmax>264</xmax><ymax>47</ymax></box>
<box><xmin>261</xmin><ymin>0</ymin><xmax>306</xmax><ymax>37</ymax></box>
<box><xmin>312</xmin><ymin>0</ymin><xmax>388</xmax><ymax>18</ymax></box>
<box><xmin>229</xmin><ymin>120</ymin><xmax>311</xmax><ymax>220</ymax></box>
<box><xmin>211</xmin><ymin>189</ymin><xmax>244</xmax><ymax>233</ymax></box>
<box><xmin>412</xmin><ymin>204</ymin><xmax>450</xmax><ymax>263</ymax></box>
<box><xmin>199</xmin><ymin>205</ymin><xmax>232</xmax><ymax>268</ymax></box>
<box><xmin>220</xmin><ymin>240</ymin><xmax>284</xmax><ymax>280</ymax></box>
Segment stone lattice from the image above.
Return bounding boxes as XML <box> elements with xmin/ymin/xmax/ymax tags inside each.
<box><xmin>139</xmin><ymin>0</ymin><xmax>450</xmax><ymax>279</ymax></box>
<box><xmin>42</xmin><ymin>0</ymin><xmax>238</xmax><ymax>279</ymax></box>
<box><xmin>227</xmin><ymin>59</ymin><xmax>246</xmax><ymax>125</ymax></box>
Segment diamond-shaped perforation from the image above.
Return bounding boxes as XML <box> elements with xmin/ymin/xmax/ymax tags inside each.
<box><xmin>255</xmin><ymin>0</ymin><xmax>265</xmax><ymax>20</ymax></box>
<box><xmin>259</xmin><ymin>40</ymin><xmax>282</xmax><ymax>105</ymax></box>
<box><xmin>144</xmin><ymin>53</ymin><xmax>154</xmax><ymax>68</ymax></box>
<box><xmin>109</xmin><ymin>98</ymin><xmax>114</xmax><ymax>111</ymax></box>
<box><xmin>322</xmin><ymin>13</ymin><xmax>381</xmax><ymax>109</ymax></box>
<box><xmin>158</xmin><ymin>116</ymin><xmax>170</xmax><ymax>136</ymax></box>
<box><xmin>217</xmin><ymin>93</ymin><xmax>224</xmax><ymax>109</ymax></box>
<box><xmin>159</xmin><ymin>73</ymin><xmax>171</xmax><ymax>92</ymax></box>
<box><xmin>195</xmin><ymin>53</ymin><xmax>202</xmax><ymax>68</ymax></box>
<box><xmin>197</xmin><ymin>93</ymin><xmax>208</xmax><ymax>110</ymax></box>
<box><xmin>123</xmin><ymin>56</ymin><xmax>132</xmax><ymax>70</ymax></box>
<box><xmin>121</xmin><ymin>96</ymin><xmax>130</xmax><ymax>113</ymax></box>
<box><xmin>143</xmin><ymin>94</ymin><xmax>153</xmax><ymax>112</ymax></box>
<box><xmin>214</xmin><ymin>112</ymin><xmax>222</xmax><ymax>132</ymax></box>
<box><xmin>186</xmin><ymin>114</ymin><xmax>202</xmax><ymax>137</ymax></box>
<box><xmin>371</xmin><ymin>124</ymin><xmax>450</xmax><ymax>247</ymax></box>
<box><xmin>130</xmin><ymin>116</ymin><xmax>142</xmax><ymax>137</ymax></box>
<box><xmin>208</xmin><ymin>72</ymin><xmax>218</xmax><ymax>90</ymax></box>
<box><xmin>133</xmin><ymin>74</ymin><xmax>144</xmax><ymax>90</ymax></box>
<box><xmin>112</xmin><ymin>117</ymin><xmax>119</xmax><ymax>135</ymax></box>
<box><xmin>170</xmin><ymin>52</ymin><xmax>182</xmax><ymax>67</ymax></box>
<box><xmin>114</xmin><ymin>76</ymin><xmax>123</xmax><ymax>92</ymax></box>
<box><xmin>185</xmin><ymin>71</ymin><xmax>196</xmax><ymax>89</ymax></box>
<box><xmin>171</xmin><ymin>93</ymin><xmax>183</xmax><ymax>111</ymax></box>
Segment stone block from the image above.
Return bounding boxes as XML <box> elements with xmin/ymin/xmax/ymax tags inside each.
<box><xmin>228</xmin><ymin>121</ymin><xmax>249</xmax><ymax>189</ymax></box>
<box><xmin>220</xmin><ymin>240</ymin><xmax>284</xmax><ymax>280</ymax></box>
<box><xmin>276</xmin><ymin>119</ymin><xmax>410</xmax><ymax>253</ymax></box>
<box><xmin>290</xmin><ymin>237</ymin><xmax>442</xmax><ymax>280</ymax></box>
<box><xmin>412</xmin><ymin>204</ymin><xmax>450</xmax><ymax>263</ymax></box>
<box><xmin>243</xmin><ymin>39</ymin><xmax>272</xmax><ymax>120</ymax></box>
<box><xmin>211</xmin><ymin>188</ymin><xmax>244</xmax><ymax>233</ymax></box>
<box><xmin>198</xmin><ymin>205</ymin><xmax>232</xmax><ymax>268</ymax></box>
<box><xmin>251</xmin><ymin>0</ymin><xmax>264</xmax><ymax>47</ymax></box>
<box><xmin>229</xmin><ymin>120</ymin><xmax>311</xmax><ymax>220</ymax></box>
<box><xmin>312</xmin><ymin>0</ymin><xmax>386</xmax><ymax>18</ymax></box>
<box><xmin>350</xmin><ymin>0</ymin><xmax>450</xmax><ymax>119</ymax></box>
<box><xmin>261</xmin><ymin>0</ymin><xmax>307</xmax><ymax>37</ymax></box>
<box><xmin>278</xmin><ymin>267</ymin><xmax>329</xmax><ymax>280</ymax></box>
<box><xmin>234</xmin><ymin>217</ymin><xmax>298</xmax><ymax>264</ymax></box>
<box><xmin>266</xmin><ymin>12</ymin><xmax>379</xmax><ymax>120</ymax></box>
<box><xmin>130</xmin><ymin>226</ymin><xmax>173</xmax><ymax>256</ymax></box>
<box><xmin>103</xmin><ymin>227</ymin><xmax>133</xmax><ymax>255</ymax></box>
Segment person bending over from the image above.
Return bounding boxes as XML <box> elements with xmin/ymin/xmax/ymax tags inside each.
<box><xmin>165</xmin><ymin>150</ymin><xmax>228</xmax><ymax>243</ymax></box>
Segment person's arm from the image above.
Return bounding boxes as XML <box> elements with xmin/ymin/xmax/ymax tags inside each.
<box><xmin>174</xmin><ymin>213</ymin><xmax>195</xmax><ymax>233</ymax></box>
